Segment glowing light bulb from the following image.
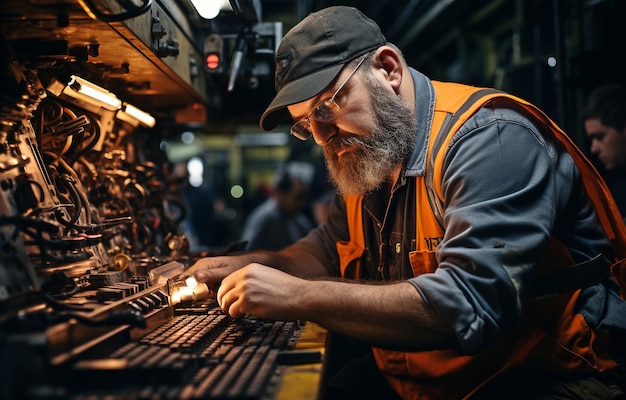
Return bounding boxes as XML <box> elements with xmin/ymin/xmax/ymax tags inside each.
<box><xmin>185</xmin><ymin>276</ymin><xmax>198</xmax><ymax>289</ymax></box>
<box><xmin>191</xmin><ymin>0</ymin><xmax>222</xmax><ymax>19</ymax></box>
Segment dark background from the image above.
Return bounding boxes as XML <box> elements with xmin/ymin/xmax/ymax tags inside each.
<box><xmin>212</xmin><ymin>0</ymin><xmax>625</xmax><ymax>144</ymax></box>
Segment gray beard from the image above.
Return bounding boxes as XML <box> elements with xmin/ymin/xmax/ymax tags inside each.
<box><xmin>324</xmin><ymin>74</ymin><xmax>417</xmax><ymax>197</ymax></box>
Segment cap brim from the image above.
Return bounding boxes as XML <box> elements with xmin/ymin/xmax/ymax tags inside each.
<box><xmin>260</xmin><ymin>63</ymin><xmax>345</xmax><ymax>131</ymax></box>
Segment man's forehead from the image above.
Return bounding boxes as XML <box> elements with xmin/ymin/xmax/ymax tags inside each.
<box><xmin>288</xmin><ymin>87</ymin><xmax>331</xmax><ymax>118</ymax></box>
<box><xmin>288</xmin><ymin>67</ymin><xmax>354</xmax><ymax>118</ymax></box>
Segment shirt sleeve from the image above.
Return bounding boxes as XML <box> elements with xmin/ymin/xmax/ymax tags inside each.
<box><xmin>409</xmin><ymin>99</ymin><xmax>607</xmax><ymax>355</ymax></box>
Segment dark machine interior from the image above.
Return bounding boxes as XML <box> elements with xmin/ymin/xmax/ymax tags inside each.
<box><xmin>0</xmin><ymin>0</ymin><xmax>624</xmax><ymax>398</ymax></box>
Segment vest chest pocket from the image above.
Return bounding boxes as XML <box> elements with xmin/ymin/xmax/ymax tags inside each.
<box><xmin>409</xmin><ymin>249</ymin><xmax>438</xmax><ymax>276</ymax></box>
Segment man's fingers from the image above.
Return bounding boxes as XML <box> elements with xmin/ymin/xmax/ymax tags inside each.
<box><xmin>217</xmin><ymin>285</ymin><xmax>236</xmax><ymax>317</ymax></box>
<box><xmin>195</xmin><ymin>270</ymin><xmax>211</xmax><ymax>283</ymax></box>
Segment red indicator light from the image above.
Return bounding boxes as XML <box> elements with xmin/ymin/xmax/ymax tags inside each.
<box><xmin>206</xmin><ymin>53</ymin><xmax>220</xmax><ymax>70</ymax></box>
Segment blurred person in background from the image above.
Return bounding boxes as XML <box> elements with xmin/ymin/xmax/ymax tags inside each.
<box><xmin>241</xmin><ymin>161</ymin><xmax>316</xmax><ymax>251</ymax></box>
<box><xmin>582</xmin><ymin>84</ymin><xmax>626</xmax><ymax>220</ymax></box>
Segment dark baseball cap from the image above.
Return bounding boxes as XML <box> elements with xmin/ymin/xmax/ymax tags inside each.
<box><xmin>259</xmin><ymin>6</ymin><xmax>387</xmax><ymax>131</ymax></box>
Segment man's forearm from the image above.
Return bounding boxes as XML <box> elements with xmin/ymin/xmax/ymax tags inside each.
<box><xmin>243</xmin><ymin>245</ymin><xmax>332</xmax><ymax>278</ymax></box>
<box><xmin>296</xmin><ymin>279</ymin><xmax>458</xmax><ymax>351</ymax></box>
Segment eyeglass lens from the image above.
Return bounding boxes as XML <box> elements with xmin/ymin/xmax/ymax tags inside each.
<box><xmin>291</xmin><ymin>121</ymin><xmax>312</xmax><ymax>140</ymax></box>
<box><xmin>290</xmin><ymin>56</ymin><xmax>365</xmax><ymax>140</ymax></box>
<box><xmin>290</xmin><ymin>97</ymin><xmax>342</xmax><ymax>140</ymax></box>
<box><xmin>312</xmin><ymin>99</ymin><xmax>341</xmax><ymax>122</ymax></box>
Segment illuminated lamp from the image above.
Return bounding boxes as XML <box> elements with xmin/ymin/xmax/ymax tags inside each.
<box><xmin>117</xmin><ymin>102</ymin><xmax>156</xmax><ymax>128</ymax></box>
<box><xmin>189</xmin><ymin>0</ymin><xmax>231</xmax><ymax>19</ymax></box>
<box><xmin>205</xmin><ymin>51</ymin><xmax>221</xmax><ymax>72</ymax></box>
<box><xmin>47</xmin><ymin>75</ymin><xmax>122</xmax><ymax>111</ymax></box>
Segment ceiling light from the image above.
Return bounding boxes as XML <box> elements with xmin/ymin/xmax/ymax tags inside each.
<box><xmin>190</xmin><ymin>0</ymin><xmax>231</xmax><ymax>19</ymax></box>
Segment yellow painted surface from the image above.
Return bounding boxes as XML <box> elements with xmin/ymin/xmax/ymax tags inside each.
<box><xmin>275</xmin><ymin>322</ymin><xmax>327</xmax><ymax>400</ymax></box>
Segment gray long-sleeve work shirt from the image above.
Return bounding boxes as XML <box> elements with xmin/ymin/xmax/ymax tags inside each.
<box><xmin>292</xmin><ymin>68</ymin><xmax>626</xmax><ymax>355</ymax></box>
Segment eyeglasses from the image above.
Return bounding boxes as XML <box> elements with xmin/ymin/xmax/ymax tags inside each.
<box><xmin>290</xmin><ymin>56</ymin><xmax>366</xmax><ymax>140</ymax></box>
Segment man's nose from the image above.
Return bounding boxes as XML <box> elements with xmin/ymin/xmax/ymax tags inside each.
<box><xmin>590</xmin><ymin>140</ymin><xmax>601</xmax><ymax>154</ymax></box>
<box><xmin>310</xmin><ymin>119</ymin><xmax>338</xmax><ymax>146</ymax></box>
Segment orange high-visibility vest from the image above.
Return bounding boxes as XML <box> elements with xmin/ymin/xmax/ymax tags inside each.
<box><xmin>338</xmin><ymin>81</ymin><xmax>626</xmax><ymax>399</ymax></box>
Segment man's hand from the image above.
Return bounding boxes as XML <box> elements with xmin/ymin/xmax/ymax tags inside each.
<box><xmin>217</xmin><ymin>263</ymin><xmax>304</xmax><ymax>320</ymax></box>
<box><xmin>182</xmin><ymin>256</ymin><xmax>246</xmax><ymax>286</ymax></box>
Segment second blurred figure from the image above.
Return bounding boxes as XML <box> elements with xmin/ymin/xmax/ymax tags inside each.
<box><xmin>582</xmin><ymin>84</ymin><xmax>626</xmax><ymax>220</ymax></box>
<box><xmin>241</xmin><ymin>161</ymin><xmax>316</xmax><ymax>251</ymax></box>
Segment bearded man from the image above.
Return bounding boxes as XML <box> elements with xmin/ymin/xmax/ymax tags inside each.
<box><xmin>183</xmin><ymin>6</ymin><xmax>626</xmax><ymax>399</ymax></box>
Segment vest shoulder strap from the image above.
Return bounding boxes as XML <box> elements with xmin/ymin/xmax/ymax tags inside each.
<box><xmin>343</xmin><ymin>195</ymin><xmax>364</xmax><ymax>248</ymax></box>
<box><xmin>428</xmin><ymin>82</ymin><xmax>626</xmax><ymax>297</ymax></box>
<box><xmin>425</xmin><ymin>82</ymin><xmax>503</xmax><ymax>228</ymax></box>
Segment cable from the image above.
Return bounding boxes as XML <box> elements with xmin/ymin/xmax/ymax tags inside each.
<box><xmin>54</xmin><ymin>175</ymin><xmax>83</xmax><ymax>235</ymax></box>
<box><xmin>41</xmin><ymin>271</ymin><xmax>80</xmax><ymax>299</ymax></box>
<box><xmin>0</xmin><ymin>215</ymin><xmax>59</xmax><ymax>233</ymax></box>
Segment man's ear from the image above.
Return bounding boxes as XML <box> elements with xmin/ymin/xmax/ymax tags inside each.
<box><xmin>372</xmin><ymin>46</ymin><xmax>404</xmax><ymax>92</ymax></box>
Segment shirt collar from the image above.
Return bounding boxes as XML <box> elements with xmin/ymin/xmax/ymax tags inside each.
<box><xmin>404</xmin><ymin>67</ymin><xmax>435</xmax><ymax>177</ymax></box>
